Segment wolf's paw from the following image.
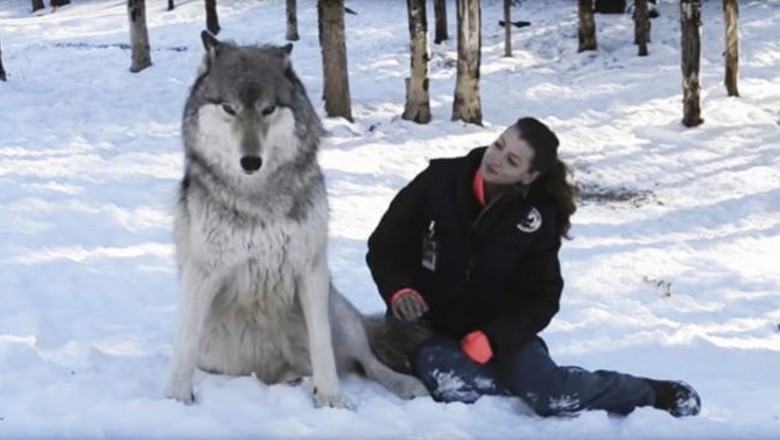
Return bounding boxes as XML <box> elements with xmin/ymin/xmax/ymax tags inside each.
<box><xmin>165</xmin><ymin>379</ymin><xmax>196</xmax><ymax>405</ymax></box>
<box><xmin>387</xmin><ymin>375</ymin><xmax>429</xmax><ymax>399</ymax></box>
<box><xmin>313</xmin><ymin>389</ymin><xmax>355</xmax><ymax>410</ymax></box>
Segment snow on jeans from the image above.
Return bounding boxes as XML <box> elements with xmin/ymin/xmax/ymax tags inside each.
<box><xmin>411</xmin><ymin>335</ymin><xmax>656</xmax><ymax>416</ymax></box>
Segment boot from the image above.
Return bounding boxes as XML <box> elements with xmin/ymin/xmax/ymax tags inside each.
<box><xmin>646</xmin><ymin>379</ymin><xmax>701</xmax><ymax>417</ymax></box>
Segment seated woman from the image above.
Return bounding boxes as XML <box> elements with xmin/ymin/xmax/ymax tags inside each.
<box><xmin>366</xmin><ymin>117</ymin><xmax>700</xmax><ymax>418</ymax></box>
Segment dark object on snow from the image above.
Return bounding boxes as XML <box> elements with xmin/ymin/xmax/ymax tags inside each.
<box><xmin>594</xmin><ymin>0</ymin><xmax>626</xmax><ymax>13</ymax></box>
<box><xmin>344</xmin><ymin>6</ymin><xmax>357</xmax><ymax>15</ymax></box>
<box><xmin>498</xmin><ymin>20</ymin><xmax>531</xmax><ymax>29</ymax></box>
<box><xmin>646</xmin><ymin>379</ymin><xmax>702</xmax><ymax>417</ymax></box>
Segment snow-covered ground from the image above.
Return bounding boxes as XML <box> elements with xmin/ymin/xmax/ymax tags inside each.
<box><xmin>1</xmin><ymin>0</ymin><xmax>779</xmax><ymax>438</ymax></box>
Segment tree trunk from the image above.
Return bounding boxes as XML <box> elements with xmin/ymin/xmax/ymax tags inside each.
<box><xmin>286</xmin><ymin>0</ymin><xmax>299</xmax><ymax>41</ymax></box>
<box><xmin>578</xmin><ymin>0</ymin><xmax>597</xmax><ymax>52</ymax></box>
<box><xmin>451</xmin><ymin>0</ymin><xmax>482</xmax><ymax>125</ymax></box>
<box><xmin>634</xmin><ymin>0</ymin><xmax>650</xmax><ymax>56</ymax></box>
<box><xmin>206</xmin><ymin>0</ymin><xmax>220</xmax><ymax>35</ymax></box>
<box><xmin>403</xmin><ymin>0</ymin><xmax>431</xmax><ymax>124</ymax></box>
<box><xmin>127</xmin><ymin>0</ymin><xmax>152</xmax><ymax>73</ymax></box>
<box><xmin>503</xmin><ymin>0</ymin><xmax>512</xmax><ymax>57</ymax></box>
<box><xmin>723</xmin><ymin>0</ymin><xmax>739</xmax><ymax>97</ymax></box>
<box><xmin>433</xmin><ymin>0</ymin><xmax>448</xmax><ymax>44</ymax></box>
<box><xmin>0</xmin><ymin>33</ymin><xmax>7</xmax><ymax>82</ymax></box>
<box><xmin>167</xmin><ymin>0</ymin><xmax>174</xmax><ymax>11</ymax></box>
<box><xmin>31</xmin><ymin>0</ymin><xmax>45</xmax><ymax>12</ymax></box>
<box><xmin>50</xmin><ymin>0</ymin><xmax>70</xmax><ymax>7</ymax></box>
<box><xmin>680</xmin><ymin>0</ymin><xmax>703</xmax><ymax>127</ymax></box>
<box><xmin>320</xmin><ymin>0</ymin><xmax>353</xmax><ymax>122</ymax></box>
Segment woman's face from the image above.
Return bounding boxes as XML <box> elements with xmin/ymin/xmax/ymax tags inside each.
<box><xmin>481</xmin><ymin>126</ymin><xmax>540</xmax><ymax>186</ymax></box>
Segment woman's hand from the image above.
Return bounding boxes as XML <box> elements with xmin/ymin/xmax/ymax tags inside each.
<box><xmin>390</xmin><ymin>288</ymin><xmax>429</xmax><ymax>321</ymax></box>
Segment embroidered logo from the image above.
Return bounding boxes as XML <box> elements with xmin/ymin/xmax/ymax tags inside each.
<box><xmin>517</xmin><ymin>207</ymin><xmax>542</xmax><ymax>233</ymax></box>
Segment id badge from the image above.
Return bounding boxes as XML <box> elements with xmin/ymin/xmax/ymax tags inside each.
<box><xmin>421</xmin><ymin>220</ymin><xmax>438</xmax><ymax>271</ymax></box>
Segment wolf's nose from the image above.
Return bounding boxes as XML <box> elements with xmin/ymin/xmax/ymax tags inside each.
<box><xmin>240</xmin><ymin>156</ymin><xmax>263</xmax><ymax>172</ymax></box>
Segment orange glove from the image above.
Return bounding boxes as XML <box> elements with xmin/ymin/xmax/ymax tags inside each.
<box><xmin>461</xmin><ymin>330</ymin><xmax>493</xmax><ymax>364</ymax></box>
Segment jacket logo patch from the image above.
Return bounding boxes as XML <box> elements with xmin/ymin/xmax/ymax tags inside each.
<box><xmin>517</xmin><ymin>207</ymin><xmax>542</xmax><ymax>233</ymax></box>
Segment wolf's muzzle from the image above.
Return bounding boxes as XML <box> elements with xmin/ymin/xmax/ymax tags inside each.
<box><xmin>240</xmin><ymin>156</ymin><xmax>263</xmax><ymax>173</ymax></box>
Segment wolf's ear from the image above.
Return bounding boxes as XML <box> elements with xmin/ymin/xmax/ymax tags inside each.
<box><xmin>201</xmin><ymin>30</ymin><xmax>221</xmax><ymax>55</ymax></box>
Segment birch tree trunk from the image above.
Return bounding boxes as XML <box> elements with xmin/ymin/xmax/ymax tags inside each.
<box><xmin>286</xmin><ymin>0</ymin><xmax>299</xmax><ymax>41</ymax></box>
<box><xmin>724</xmin><ymin>0</ymin><xmax>739</xmax><ymax>97</ymax></box>
<box><xmin>403</xmin><ymin>0</ymin><xmax>431</xmax><ymax>124</ymax></box>
<box><xmin>167</xmin><ymin>0</ymin><xmax>174</xmax><ymax>11</ymax></box>
<box><xmin>634</xmin><ymin>0</ymin><xmax>650</xmax><ymax>56</ymax></box>
<box><xmin>433</xmin><ymin>0</ymin><xmax>448</xmax><ymax>44</ymax></box>
<box><xmin>503</xmin><ymin>0</ymin><xmax>512</xmax><ymax>57</ymax></box>
<box><xmin>206</xmin><ymin>0</ymin><xmax>220</xmax><ymax>35</ymax></box>
<box><xmin>681</xmin><ymin>0</ymin><xmax>703</xmax><ymax>127</ymax></box>
<box><xmin>451</xmin><ymin>0</ymin><xmax>481</xmax><ymax>125</ymax></box>
<box><xmin>32</xmin><ymin>0</ymin><xmax>45</xmax><ymax>12</ymax></box>
<box><xmin>127</xmin><ymin>0</ymin><xmax>152</xmax><ymax>73</ymax></box>
<box><xmin>320</xmin><ymin>0</ymin><xmax>353</xmax><ymax>122</ymax></box>
<box><xmin>578</xmin><ymin>0</ymin><xmax>597</xmax><ymax>52</ymax></box>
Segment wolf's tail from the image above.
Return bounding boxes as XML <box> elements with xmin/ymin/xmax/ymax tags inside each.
<box><xmin>364</xmin><ymin>314</ymin><xmax>434</xmax><ymax>375</ymax></box>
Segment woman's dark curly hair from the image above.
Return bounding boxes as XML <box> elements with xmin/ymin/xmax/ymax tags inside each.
<box><xmin>513</xmin><ymin>117</ymin><xmax>577</xmax><ymax>239</ymax></box>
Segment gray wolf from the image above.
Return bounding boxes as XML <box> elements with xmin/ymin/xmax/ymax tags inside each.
<box><xmin>165</xmin><ymin>31</ymin><xmax>427</xmax><ymax>408</ymax></box>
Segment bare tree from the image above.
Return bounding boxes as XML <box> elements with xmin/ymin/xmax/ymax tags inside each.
<box><xmin>0</xmin><ymin>33</ymin><xmax>7</xmax><ymax>82</ymax></box>
<box><xmin>286</xmin><ymin>0</ymin><xmax>299</xmax><ymax>41</ymax></box>
<box><xmin>31</xmin><ymin>0</ymin><xmax>45</xmax><ymax>13</ymax></box>
<box><xmin>433</xmin><ymin>0</ymin><xmax>448</xmax><ymax>44</ymax></box>
<box><xmin>578</xmin><ymin>0</ymin><xmax>597</xmax><ymax>52</ymax></box>
<box><xmin>452</xmin><ymin>0</ymin><xmax>482</xmax><ymax>125</ymax></box>
<box><xmin>503</xmin><ymin>0</ymin><xmax>512</xmax><ymax>57</ymax></box>
<box><xmin>127</xmin><ymin>0</ymin><xmax>152</xmax><ymax>73</ymax></box>
<box><xmin>320</xmin><ymin>0</ymin><xmax>353</xmax><ymax>122</ymax></box>
<box><xmin>724</xmin><ymin>0</ymin><xmax>739</xmax><ymax>97</ymax></box>
<box><xmin>206</xmin><ymin>0</ymin><xmax>220</xmax><ymax>35</ymax></box>
<box><xmin>634</xmin><ymin>0</ymin><xmax>650</xmax><ymax>56</ymax></box>
<box><xmin>403</xmin><ymin>0</ymin><xmax>431</xmax><ymax>124</ymax></box>
<box><xmin>681</xmin><ymin>0</ymin><xmax>703</xmax><ymax>127</ymax></box>
<box><xmin>167</xmin><ymin>0</ymin><xmax>174</xmax><ymax>11</ymax></box>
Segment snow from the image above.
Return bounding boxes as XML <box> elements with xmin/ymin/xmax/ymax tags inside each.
<box><xmin>1</xmin><ymin>0</ymin><xmax>779</xmax><ymax>438</ymax></box>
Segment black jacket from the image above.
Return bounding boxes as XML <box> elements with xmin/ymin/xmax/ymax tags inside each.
<box><xmin>366</xmin><ymin>147</ymin><xmax>563</xmax><ymax>355</ymax></box>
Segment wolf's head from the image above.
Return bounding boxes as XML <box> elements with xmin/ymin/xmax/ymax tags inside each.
<box><xmin>183</xmin><ymin>31</ymin><xmax>323</xmax><ymax>185</ymax></box>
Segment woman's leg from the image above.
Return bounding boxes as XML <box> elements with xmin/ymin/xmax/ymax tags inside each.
<box><xmin>495</xmin><ymin>338</ymin><xmax>656</xmax><ymax>416</ymax></box>
<box><xmin>411</xmin><ymin>336</ymin><xmax>511</xmax><ymax>403</ymax></box>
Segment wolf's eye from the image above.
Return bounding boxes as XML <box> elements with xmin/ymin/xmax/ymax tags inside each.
<box><xmin>221</xmin><ymin>104</ymin><xmax>236</xmax><ymax>116</ymax></box>
<box><xmin>261</xmin><ymin>105</ymin><xmax>277</xmax><ymax>116</ymax></box>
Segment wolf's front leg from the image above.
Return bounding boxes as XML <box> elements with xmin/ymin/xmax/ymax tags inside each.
<box><xmin>165</xmin><ymin>264</ymin><xmax>221</xmax><ymax>404</ymax></box>
<box><xmin>298</xmin><ymin>260</ymin><xmax>353</xmax><ymax>410</ymax></box>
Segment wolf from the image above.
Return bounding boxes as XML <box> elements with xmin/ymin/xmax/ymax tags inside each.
<box><xmin>165</xmin><ymin>31</ymin><xmax>428</xmax><ymax>408</ymax></box>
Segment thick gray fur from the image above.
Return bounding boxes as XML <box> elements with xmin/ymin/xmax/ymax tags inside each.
<box><xmin>165</xmin><ymin>31</ymin><xmax>427</xmax><ymax>409</ymax></box>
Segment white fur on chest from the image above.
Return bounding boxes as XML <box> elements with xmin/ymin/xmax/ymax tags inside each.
<box><xmin>178</xmin><ymin>191</ymin><xmax>328</xmax><ymax>308</ymax></box>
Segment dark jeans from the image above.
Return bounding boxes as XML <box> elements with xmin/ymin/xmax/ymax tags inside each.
<box><xmin>411</xmin><ymin>336</ymin><xmax>655</xmax><ymax>417</ymax></box>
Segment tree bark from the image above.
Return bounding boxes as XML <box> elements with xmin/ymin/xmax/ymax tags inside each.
<box><xmin>320</xmin><ymin>0</ymin><xmax>353</xmax><ymax>122</ymax></box>
<box><xmin>451</xmin><ymin>0</ymin><xmax>482</xmax><ymax>125</ymax></box>
<box><xmin>433</xmin><ymin>0</ymin><xmax>448</xmax><ymax>44</ymax></box>
<box><xmin>503</xmin><ymin>0</ymin><xmax>512</xmax><ymax>57</ymax></box>
<box><xmin>206</xmin><ymin>0</ymin><xmax>220</xmax><ymax>35</ymax></box>
<box><xmin>634</xmin><ymin>0</ymin><xmax>650</xmax><ymax>56</ymax></box>
<box><xmin>286</xmin><ymin>0</ymin><xmax>299</xmax><ymax>41</ymax></box>
<box><xmin>578</xmin><ymin>0</ymin><xmax>597</xmax><ymax>52</ymax></box>
<box><xmin>403</xmin><ymin>0</ymin><xmax>431</xmax><ymax>124</ymax></box>
<box><xmin>31</xmin><ymin>0</ymin><xmax>45</xmax><ymax>12</ymax></box>
<box><xmin>680</xmin><ymin>0</ymin><xmax>703</xmax><ymax>127</ymax></box>
<box><xmin>724</xmin><ymin>0</ymin><xmax>739</xmax><ymax>97</ymax></box>
<box><xmin>167</xmin><ymin>0</ymin><xmax>174</xmax><ymax>11</ymax></box>
<box><xmin>0</xmin><ymin>33</ymin><xmax>7</xmax><ymax>82</ymax></box>
<box><xmin>127</xmin><ymin>0</ymin><xmax>152</xmax><ymax>73</ymax></box>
